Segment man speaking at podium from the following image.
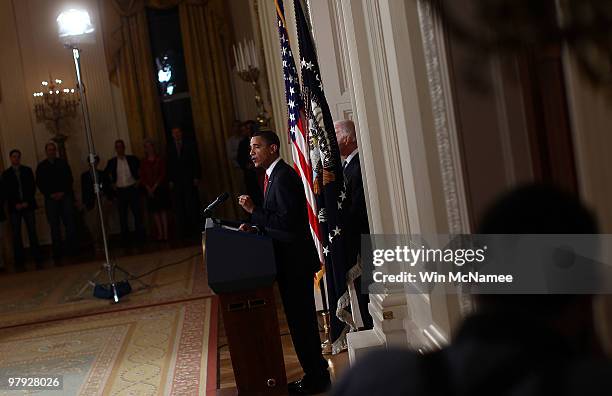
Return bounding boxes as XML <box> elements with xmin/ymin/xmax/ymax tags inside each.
<box><xmin>238</xmin><ymin>130</ymin><xmax>330</xmax><ymax>394</ymax></box>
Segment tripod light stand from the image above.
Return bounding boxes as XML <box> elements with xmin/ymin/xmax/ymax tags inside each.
<box><xmin>57</xmin><ymin>9</ymin><xmax>146</xmax><ymax>302</ymax></box>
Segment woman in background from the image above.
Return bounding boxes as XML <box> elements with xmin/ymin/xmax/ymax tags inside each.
<box><xmin>141</xmin><ymin>140</ymin><xmax>170</xmax><ymax>241</ymax></box>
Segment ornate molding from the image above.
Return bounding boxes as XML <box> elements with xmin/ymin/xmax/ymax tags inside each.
<box><xmin>417</xmin><ymin>0</ymin><xmax>473</xmax><ymax>315</ymax></box>
<box><xmin>417</xmin><ymin>0</ymin><xmax>468</xmax><ymax>235</ymax></box>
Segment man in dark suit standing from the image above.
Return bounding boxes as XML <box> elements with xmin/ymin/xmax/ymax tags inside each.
<box><xmin>0</xmin><ymin>174</ymin><xmax>5</xmax><ymax>272</ymax></box>
<box><xmin>81</xmin><ymin>155</ymin><xmax>110</xmax><ymax>251</ymax></box>
<box><xmin>36</xmin><ymin>142</ymin><xmax>77</xmax><ymax>261</ymax></box>
<box><xmin>167</xmin><ymin>127</ymin><xmax>201</xmax><ymax>237</ymax></box>
<box><xmin>335</xmin><ymin>120</ymin><xmax>373</xmax><ymax>330</ymax></box>
<box><xmin>237</xmin><ymin>120</ymin><xmax>263</xmax><ymax>207</ymax></box>
<box><xmin>238</xmin><ymin>130</ymin><xmax>330</xmax><ymax>395</ymax></box>
<box><xmin>105</xmin><ymin>139</ymin><xmax>144</xmax><ymax>244</ymax></box>
<box><xmin>3</xmin><ymin>149</ymin><xmax>43</xmax><ymax>270</ymax></box>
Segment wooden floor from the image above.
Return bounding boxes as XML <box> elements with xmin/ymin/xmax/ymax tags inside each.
<box><xmin>217</xmin><ymin>286</ymin><xmax>350</xmax><ymax>393</ymax></box>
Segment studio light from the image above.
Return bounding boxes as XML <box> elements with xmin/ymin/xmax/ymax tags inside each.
<box><xmin>57</xmin><ymin>8</ymin><xmax>143</xmax><ymax>303</ymax></box>
<box><xmin>57</xmin><ymin>9</ymin><xmax>94</xmax><ymax>38</ymax></box>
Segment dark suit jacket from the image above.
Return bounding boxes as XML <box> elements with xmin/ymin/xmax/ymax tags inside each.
<box><xmin>81</xmin><ymin>169</ymin><xmax>110</xmax><ymax>210</ymax></box>
<box><xmin>2</xmin><ymin>166</ymin><xmax>38</xmax><ymax>213</ymax></box>
<box><xmin>167</xmin><ymin>138</ymin><xmax>201</xmax><ymax>186</ymax></box>
<box><xmin>237</xmin><ymin>137</ymin><xmax>252</xmax><ymax>171</ymax></box>
<box><xmin>343</xmin><ymin>153</ymin><xmax>370</xmax><ymax>265</ymax></box>
<box><xmin>251</xmin><ymin>159</ymin><xmax>319</xmax><ymax>276</ymax></box>
<box><xmin>36</xmin><ymin>158</ymin><xmax>73</xmax><ymax>199</ymax></box>
<box><xmin>0</xmin><ymin>177</ymin><xmax>6</xmax><ymax>222</ymax></box>
<box><xmin>105</xmin><ymin>156</ymin><xmax>140</xmax><ymax>187</ymax></box>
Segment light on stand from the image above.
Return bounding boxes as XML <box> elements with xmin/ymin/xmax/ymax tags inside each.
<box><xmin>58</xmin><ymin>8</ymin><xmax>144</xmax><ymax>303</ymax></box>
<box><xmin>57</xmin><ymin>9</ymin><xmax>94</xmax><ymax>41</ymax></box>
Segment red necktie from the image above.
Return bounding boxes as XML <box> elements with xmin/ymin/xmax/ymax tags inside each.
<box><xmin>264</xmin><ymin>174</ymin><xmax>269</xmax><ymax>196</ymax></box>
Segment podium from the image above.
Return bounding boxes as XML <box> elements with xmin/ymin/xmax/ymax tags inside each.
<box><xmin>204</xmin><ymin>219</ymin><xmax>287</xmax><ymax>395</ymax></box>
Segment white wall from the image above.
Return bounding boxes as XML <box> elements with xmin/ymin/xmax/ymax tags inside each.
<box><xmin>256</xmin><ymin>0</ymin><xmax>290</xmax><ymax>162</ymax></box>
<box><xmin>0</xmin><ymin>0</ymin><xmax>129</xmax><ymax>243</ymax></box>
<box><xmin>307</xmin><ymin>0</ymin><xmax>354</xmax><ymax>121</ymax></box>
<box><xmin>228</xmin><ymin>1</ymin><xmax>277</xmax><ymax>131</ymax></box>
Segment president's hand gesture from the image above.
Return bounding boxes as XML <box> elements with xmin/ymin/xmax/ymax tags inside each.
<box><xmin>238</xmin><ymin>195</ymin><xmax>255</xmax><ymax>214</ymax></box>
<box><xmin>238</xmin><ymin>223</ymin><xmax>257</xmax><ymax>233</ymax></box>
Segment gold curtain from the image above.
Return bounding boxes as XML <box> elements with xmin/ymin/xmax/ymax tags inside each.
<box><xmin>178</xmin><ymin>1</ymin><xmax>238</xmax><ymax>217</ymax></box>
<box><xmin>101</xmin><ymin>0</ymin><xmax>166</xmax><ymax>158</ymax></box>
<box><xmin>101</xmin><ymin>0</ymin><xmax>239</xmax><ymax>217</ymax></box>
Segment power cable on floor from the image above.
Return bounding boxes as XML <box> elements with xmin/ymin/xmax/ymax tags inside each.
<box><xmin>129</xmin><ymin>251</ymin><xmax>203</xmax><ymax>280</ymax></box>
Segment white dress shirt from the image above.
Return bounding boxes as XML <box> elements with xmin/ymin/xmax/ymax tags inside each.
<box><xmin>116</xmin><ymin>157</ymin><xmax>136</xmax><ymax>188</ymax></box>
<box><xmin>344</xmin><ymin>148</ymin><xmax>359</xmax><ymax>168</ymax></box>
<box><xmin>266</xmin><ymin>157</ymin><xmax>282</xmax><ymax>177</ymax></box>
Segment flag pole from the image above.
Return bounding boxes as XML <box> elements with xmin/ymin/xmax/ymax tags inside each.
<box><xmin>319</xmin><ymin>275</ymin><xmax>333</xmax><ymax>354</ymax></box>
<box><xmin>275</xmin><ymin>0</ymin><xmax>334</xmax><ymax>355</ymax></box>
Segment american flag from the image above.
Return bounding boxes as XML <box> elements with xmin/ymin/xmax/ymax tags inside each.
<box><xmin>275</xmin><ymin>0</ymin><xmax>324</xmax><ymax>269</ymax></box>
<box><xmin>292</xmin><ymin>0</ymin><xmax>355</xmax><ymax>353</ymax></box>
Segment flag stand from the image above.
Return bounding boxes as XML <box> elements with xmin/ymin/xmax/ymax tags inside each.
<box><xmin>321</xmin><ymin>311</ymin><xmax>333</xmax><ymax>354</ymax></box>
<box><xmin>319</xmin><ymin>276</ymin><xmax>333</xmax><ymax>354</ymax></box>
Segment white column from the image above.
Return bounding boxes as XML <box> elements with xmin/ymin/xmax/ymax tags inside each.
<box><xmin>339</xmin><ymin>0</ymin><xmax>470</xmax><ymax>362</ymax></box>
<box><xmin>254</xmin><ymin>0</ymin><xmax>290</xmax><ymax>161</ymax></box>
<box><xmin>305</xmin><ymin>0</ymin><xmax>354</xmax><ymax>121</ymax></box>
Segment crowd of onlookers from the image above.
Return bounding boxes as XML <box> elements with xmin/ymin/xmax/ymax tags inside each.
<box><xmin>0</xmin><ymin>118</ymin><xmax>359</xmax><ymax>274</ymax></box>
<box><xmin>0</xmin><ymin>126</ymin><xmax>201</xmax><ymax>272</ymax></box>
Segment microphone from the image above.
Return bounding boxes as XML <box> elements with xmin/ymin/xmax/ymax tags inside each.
<box><xmin>202</xmin><ymin>192</ymin><xmax>230</xmax><ymax>218</ymax></box>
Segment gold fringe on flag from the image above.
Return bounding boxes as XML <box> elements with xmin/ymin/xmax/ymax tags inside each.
<box><xmin>314</xmin><ymin>268</ymin><xmax>325</xmax><ymax>289</ymax></box>
<box><xmin>323</xmin><ymin>169</ymin><xmax>336</xmax><ymax>186</ymax></box>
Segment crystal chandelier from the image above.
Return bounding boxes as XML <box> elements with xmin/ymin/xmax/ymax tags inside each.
<box><xmin>32</xmin><ymin>79</ymin><xmax>80</xmax><ymax>159</ymax></box>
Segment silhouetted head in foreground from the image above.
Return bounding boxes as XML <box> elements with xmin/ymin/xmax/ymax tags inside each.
<box><xmin>478</xmin><ymin>183</ymin><xmax>597</xmax><ymax>235</ymax></box>
<box><xmin>476</xmin><ymin>184</ymin><xmax>599</xmax><ymax>350</ymax></box>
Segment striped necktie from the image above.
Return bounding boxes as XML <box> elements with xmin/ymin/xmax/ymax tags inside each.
<box><xmin>264</xmin><ymin>174</ymin><xmax>269</xmax><ymax>196</ymax></box>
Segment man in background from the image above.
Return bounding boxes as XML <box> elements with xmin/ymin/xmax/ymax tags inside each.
<box><xmin>2</xmin><ymin>150</ymin><xmax>43</xmax><ymax>271</ymax></box>
<box><xmin>0</xmin><ymin>172</ymin><xmax>6</xmax><ymax>272</ymax></box>
<box><xmin>105</xmin><ymin>139</ymin><xmax>144</xmax><ymax>245</ymax></box>
<box><xmin>81</xmin><ymin>155</ymin><xmax>110</xmax><ymax>252</ymax></box>
<box><xmin>335</xmin><ymin>119</ymin><xmax>373</xmax><ymax>330</ymax></box>
<box><xmin>226</xmin><ymin>120</ymin><xmax>242</xmax><ymax>169</ymax></box>
<box><xmin>36</xmin><ymin>142</ymin><xmax>77</xmax><ymax>262</ymax></box>
<box><xmin>237</xmin><ymin>120</ymin><xmax>263</xmax><ymax>207</ymax></box>
<box><xmin>167</xmin><ymin>126</ymin><xmax>201</xmax><ymax>237</ymax></box>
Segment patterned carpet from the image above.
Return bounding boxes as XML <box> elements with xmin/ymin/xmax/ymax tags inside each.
<box><xmin>0</xmin><ymin>247</ymin><xmax>218</xmax><ymax>395</ymax></box>
<box><xmin>0</xmin><ymin>298</ymin><xmax>217</xmax><ymax>395</ymax></box>
<box><xmin>0</xmin><ymin>247</ymin><xmax>211</xmax><ymax>329</ymax></box>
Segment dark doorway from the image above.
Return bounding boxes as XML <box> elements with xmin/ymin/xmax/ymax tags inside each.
<box><xmin>518</xmin><ymin>44</ymin><xmax>579</xmax><ymax>195</ymax></box>
<box><xmin>146</xmin><ymin>7</ymin><xmax>196</xmax><ymax>140</ymax></box>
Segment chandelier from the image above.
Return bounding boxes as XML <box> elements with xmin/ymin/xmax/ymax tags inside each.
<box><xmin>32</xmin><ymin>79</ymin><xmax>80</xmax><ymax>159</ymax></box>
